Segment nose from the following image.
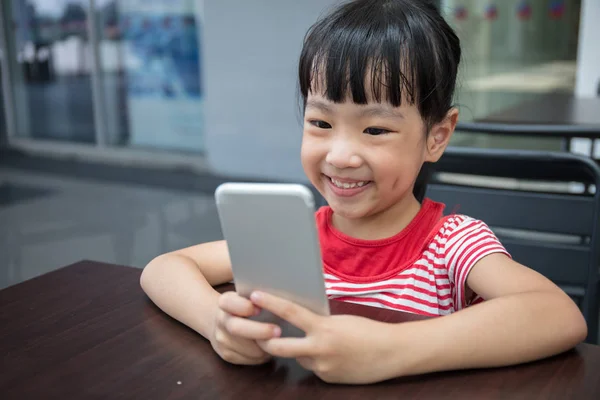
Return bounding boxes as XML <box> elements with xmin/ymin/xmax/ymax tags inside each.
<box><xmin>325</xmin><ymin>137</ymin><xmax>363</xmax><ymax>170</ymax></box>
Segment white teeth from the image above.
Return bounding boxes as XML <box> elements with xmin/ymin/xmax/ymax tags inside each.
<box><xmin>331</xmin><ymin>178</ymin><xmax>369</xmax><ymax>189</ymax></box>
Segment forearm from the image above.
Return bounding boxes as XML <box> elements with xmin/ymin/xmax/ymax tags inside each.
<box><xmin>140</xmin><ymin>254</ymin><xmax>220</xmax><ymax>339</ymax></box>
<box><xmin>391</xmin><ymin>291</ymin><xmax>587</xmax><ymax>376</ymax></box>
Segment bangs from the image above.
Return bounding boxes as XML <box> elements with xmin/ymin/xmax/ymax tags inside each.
<box><xmin>299</xmin><ymin>4</ymin><xmax>419</xmax><ymax>108</ymax></box>
<box><xmin>298</xmin><ymin>0</ymin><xmax>461</xmax><ymax>126</ymax></box>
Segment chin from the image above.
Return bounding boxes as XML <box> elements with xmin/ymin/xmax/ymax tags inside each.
<box><xmin>327</xmin><ymin>201</ymin><xmax>373</xmax><ymax>220</ymax></box>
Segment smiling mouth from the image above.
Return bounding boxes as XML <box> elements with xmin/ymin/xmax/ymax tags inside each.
<box><xmin>324</xmin><ymin>175</ymin><xmax>372</xmax><ymax>189</ymax></box>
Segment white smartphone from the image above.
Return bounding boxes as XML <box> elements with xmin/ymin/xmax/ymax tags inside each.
<box><xmin>215</xmin><ymin>183</ymin><xmax>330</xmax><ymax>337</ymax></box>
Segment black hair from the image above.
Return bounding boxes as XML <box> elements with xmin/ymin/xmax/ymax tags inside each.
<box><xmin>298</xmin><ymin>0</ymin><xmax>461</xmax><ymax>202</ymax></box>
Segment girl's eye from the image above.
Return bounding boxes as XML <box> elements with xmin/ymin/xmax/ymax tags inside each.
<box><xmin>364</xmin><ymin>127</ymin><xmax>391</xmax><ymax>136</ymax></box>
<box><xmin>309</xmin><ymin>120</ymin><xmax>332</xmax><ymax>129</ymax></box>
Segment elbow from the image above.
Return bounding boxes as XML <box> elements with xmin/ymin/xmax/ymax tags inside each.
<box><xmin>139</xmin><ymin>265</ymin><xmax>149</xmax><ymax>294</ymax></box>
<box><xmin>140</xmin><ymin>255</ymin><xmax>165</xmax><ymax>295</ymax></box>
<box><xmin>571</xmin><ymin>310</ymin><xmax>588</xmax><ymax>345</ymax></box>
<box><xmin>561</xmin><ymin>296</ymin><xmax>589</xmax><ymax>347</ymax></box>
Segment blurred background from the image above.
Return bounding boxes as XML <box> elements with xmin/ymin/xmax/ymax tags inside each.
<box><xmin>0</xmin><ymin>0</ymin><xmax>598</xmax><ymax>289</ymax></box>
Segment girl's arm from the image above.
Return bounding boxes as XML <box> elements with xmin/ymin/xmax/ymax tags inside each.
<box><xmin>394</xmin><ymin>254</ymin><xmax>587</xmax><ymax>375</ymax></box>
<box><xmin>140</xmin><ymin>241</ymin><xmax>233</xmax><ymax>339</ymax></box>
<box><xmin>250</xmin><ymin>253</ymin><xmax>587</xmax><ymax>384</ymax></box>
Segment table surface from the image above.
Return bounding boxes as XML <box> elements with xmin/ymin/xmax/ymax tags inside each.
<box><xmin>1</xmin><ymin>261</ymin><xmax>600</xmax><ymax>399</ymax></box>
<box><xmin>479</xmin><ymin>94</ymin><xmax>600</xmax><ymax>127</ymax></box>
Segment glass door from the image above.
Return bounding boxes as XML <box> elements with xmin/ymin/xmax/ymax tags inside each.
<box><xmin>93</xmin><ymin>0</ymin><xmax>205</xmax><ymax>152</ymax></box>
<box><xmin>441</xmin><ymin>0</ymin><xmax>582</xmax><ymax>149</ymax></box>
<box><xmin>3</xmin><ymin>0</ymin><xmax>97</xmax><ymax>143</ymax></box>
<box><xmin>0</xmin><ymin>61</ymin><xmax>6</xmax><ymax>145</ymax></box>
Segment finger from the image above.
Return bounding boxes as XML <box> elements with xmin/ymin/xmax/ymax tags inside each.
<box><xmin>218</xmin><ymin>347</ymin><xmax>271</xmax><ymax>366</ymax></box>
<box><xmin>257</xmin><ymin>337</ymin><xmax>316</xmax><ymax>359</ymax></box>
<box><xmin>250</xmin><ymin>291</ymin><xmax>318</xmax><ymax>332</ymax></box>
<box><xmin>213</xmin><ymin>329</ymin><xmax>272</xmax><ymax>361</ymax></box>
<box><xmin>223</xmin><ymin>314</ymin><xmax>282</xmax><ymax>340</ymax></box>
<box><xmin>219</xmin><ymin>291</ymin><xmax>260</xmax><ymax>317</ymax></box>
<box><xmin>228</xmin><ymin>338</ymin><xmax>272</xmax><ymax>360</ymax></box>
<box><xmin>296</xmin><ymin>357</ymin><xmax>316</xmax><ymax>371</ymax></box>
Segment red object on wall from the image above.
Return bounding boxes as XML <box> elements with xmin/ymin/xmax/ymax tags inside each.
<box><xmin>517</xmin><ymin>1</ymin><xmax>532</xmax><ymax>21</ymax></box>
<box><xmin>484</xmin><ymin>4</ymin><xmax>498</xmax><ymax>21</ymax></box>
<box><xmin>549</xmin><ymin>0</ymin><xmax>565</xmax><ymax>20</ymax></box>
<box><xmin>454</xmin><ymin>6</ymin><xmax>468</xmax><ymax>21</ymax></box>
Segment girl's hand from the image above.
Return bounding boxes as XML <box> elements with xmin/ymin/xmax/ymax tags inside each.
<box><xmin>210</xmin><ymin>291</ymin><xmax>282</xmax><ymax>365</ymax></box>
<box><xmin>251</xmin><ymin>291</ymin><xmax>402</xmax><ymax>384</ymax></box>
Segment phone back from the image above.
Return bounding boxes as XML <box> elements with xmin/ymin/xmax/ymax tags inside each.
<box><xmin>215</xmin><ymin>183</ymin><xmax>330</xmax><ymax>335</ymax></box>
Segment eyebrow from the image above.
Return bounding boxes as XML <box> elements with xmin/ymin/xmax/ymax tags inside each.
<box><xmin>305</xmin><ymin>99</ymin><xmax>404</xmax><ymax>120</ymax></box>
<box><xmin>306</xmin><ymin>99</ymin><xmax>334</xmax><ymax>114</ymax></box>
<box><xmin>359</xmin><ymin>106</ymin><xmax>404</xmax><ymax>120</ymax></box>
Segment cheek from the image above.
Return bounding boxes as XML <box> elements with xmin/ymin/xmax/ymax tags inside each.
<box><xmin>374</xmin><ymin>144</ymin><xmax>425</xmax><ymax>187</ymax></box>
<box><xmin>300</xmin><ymin>135</ymin><xmax>321</xmax><ymax>174</ymax></box>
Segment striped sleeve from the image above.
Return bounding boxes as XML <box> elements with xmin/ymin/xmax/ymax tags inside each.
<box><xmin>443</xmin><ymin>216</ymin><xmax>510</xmax><ymax>311</ymax></box>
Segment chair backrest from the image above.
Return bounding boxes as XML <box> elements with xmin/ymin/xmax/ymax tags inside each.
<box><xmin>426</xmin><ymin>147</ymin><xmax>600</xmax><ymax>343</ymax></box>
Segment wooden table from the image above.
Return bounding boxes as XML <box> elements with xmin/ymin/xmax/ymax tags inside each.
<box><xmin>1</xmin><ymin>261</ymin><xmax>600</xmax><ymax>399</ymax></box>
<box><xmin>479</xmin><ymin>94</ymin><xmax>600</xmax><ymax>127</ymax></box>
<box><xmin>456</xmin><ymin>94</ymin><xmax>600</xmax><ymax>156</ymax></box>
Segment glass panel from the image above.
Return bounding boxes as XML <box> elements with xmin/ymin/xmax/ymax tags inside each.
<box><xmin>441</xmin><ymin>0</ymin><xmax>582</xmax><ymax>150</ymax></box>
<box><xmin>0</xmin><ymin>62</ymin><xmax>6</xmax><ymax>142</ymax></box>
<box><xmin>95</xmin><ymin>0</ymin><xmax>204</xmax><ymax>152</ymax></box>
<box><xmin>5</xmin><ymin>0</ymin><xmax>96</xmax><ymax>143</ymax></box>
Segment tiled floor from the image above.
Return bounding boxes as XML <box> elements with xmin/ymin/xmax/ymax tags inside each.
<box><xmin>0</xmin><ymin>167</ymin><xmax>223</xmax><ymax>290</ymax></box>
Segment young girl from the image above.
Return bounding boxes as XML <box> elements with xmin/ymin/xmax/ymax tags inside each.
<box><xmin>141</xmin><ymin>0</ymin><xmax>587</xmax><ymax>384</ymax></box>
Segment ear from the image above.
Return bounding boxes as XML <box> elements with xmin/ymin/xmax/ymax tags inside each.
<box><xmin>424</xmin><ymin>108</ymin><xmax>459</xmax><ymax>163</ymax></box>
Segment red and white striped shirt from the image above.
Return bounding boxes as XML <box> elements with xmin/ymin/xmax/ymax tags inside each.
<box><xmin>316</xmin><ymin>199</ymin><xmax>510</xmax><ymax>317</ymax></box>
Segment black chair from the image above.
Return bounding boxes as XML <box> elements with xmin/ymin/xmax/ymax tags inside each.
<box><xmin>426</xmin><ymin>147</ymin><xmax>600</xmax><ymax>344</ymax></box>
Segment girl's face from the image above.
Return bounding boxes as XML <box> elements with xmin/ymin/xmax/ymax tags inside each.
<box><xmin>301</xmin><ymin>91</ymin><xmax>455</xmax><ymax>221</ymax></box>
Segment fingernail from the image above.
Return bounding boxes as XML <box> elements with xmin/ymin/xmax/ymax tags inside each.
<box><xmin>250</xmin><ymin>292</ymin><xmax>262</xmax><ymax>302</ymax></box>
<box><xmin>273</xmin><ymin>326</ymin><xmax>281</xmax><ymax>337</ymax></box>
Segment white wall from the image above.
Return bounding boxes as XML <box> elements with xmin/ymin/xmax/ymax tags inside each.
<box><xmin>575</xmin><ymin>0</ymin><xmax>600</xmax><ymax>97</ymax></box>
<box><xmin>203</xmin><ymin>0</ymin><xmax>340</xmax><ymax>182</ymax></box>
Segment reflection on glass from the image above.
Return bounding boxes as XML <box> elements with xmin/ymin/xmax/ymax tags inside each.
<box><xmin>441</xmin><ymin>0</ymin><xmax>581</xmax><ymax>151</ymax></box>
<box><xmin>0</xmin><ymin>64</ymin><xmax>6</xmax><ymax>140</ymax></box>
<box><xmin>7</xmin><ymin>0</ymin><xmax>96</xmax><ymax>143</ymax></box>
<box><xmin>96</xmin><ymin>0</ymin><xmax>204</xmax><ymax>152</ymax></box>
<box><xmin>441</xmin><ymin>0</ymin><xmax>581</xmax><ymax>120</ymax></box>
